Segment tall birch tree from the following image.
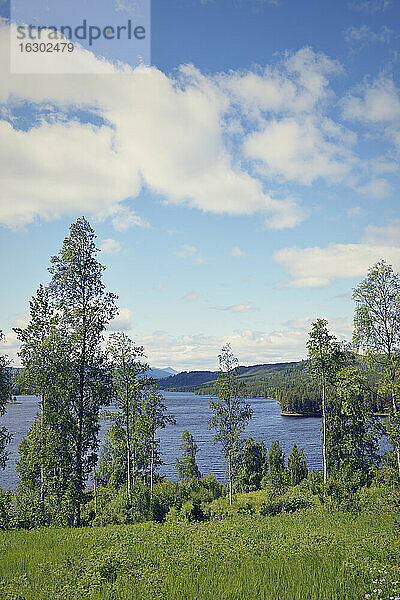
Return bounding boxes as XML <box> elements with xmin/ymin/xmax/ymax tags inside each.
<box><xmin>106</xmin><ymin>332</ymin><xmax>148</xmax><ymax>501</ymax></box>
<box><xmin>307</xmin><ymin>319</ymin><xmax>344</xmax><ymax>485</ymax></box>
<box><xmin>208</xmin><ymin>344</ymin><xmax>252</xmax><ymax>505</ymax></box>
<box><xmin>352</xmin><ymin>260</ymin><xmax>400</xmax><ymax>477</ymax></box>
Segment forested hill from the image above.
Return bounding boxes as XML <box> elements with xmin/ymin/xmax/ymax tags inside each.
<box><xmin>157</xmin><ymin>361</ymin><xmax>301</xmax><ymax>393</ymax></box>
<box><xmin>158</xmin><ymin>360</ymin><xmax>389</xmax><ymax>416</ymax></box>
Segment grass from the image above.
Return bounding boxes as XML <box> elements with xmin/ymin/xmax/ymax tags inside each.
<box><xmin>0</xmin><ymin>493</ymin><xmax>399</xmax><ymax>599</ymax></box>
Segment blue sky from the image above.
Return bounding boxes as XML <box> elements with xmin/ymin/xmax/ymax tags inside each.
<box><xmin>0</xmin><ymin>0</ymin><xmax>400</xmax><ymax>370</ymax></box>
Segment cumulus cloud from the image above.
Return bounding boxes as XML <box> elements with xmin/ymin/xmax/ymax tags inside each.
<box><xmin>4</xmin><ymin>27</ymin><xmax>385</xmax><ymax>232</ymax></box>
<box><xmin>342</xmin><ymin>77</ymin><xmax>400</xmax><ymax>122</ymax></box>
<box><xmin>0</xmin><ymin>24</ymin><xmax>306</xmax><ymax>231</ymax></box>
<box><xmin>175</xmin><ymin>245</ymin><xmax>197</xmax><ymax>258</ymax></box>
<box><xmin>184</xmin><ymin>290</ymin><xmax>202</xmax><ymax>302</ymax></box>
<box><xmin>244</xmin><ymin>116</ymin><xmax>356</xmax><ymax>185</ymax></box>
<box><xmin>138</xmin><ymin>317</ymin><xmax>351</xmax><ymax>370</ymax></box>
<box><xmin>274</xmin><ymin>237</ymin><xmax>400</xmax><ymax>288</ymax></box>
<box><xmin>284</xmin><ymin>316</ymin><xmax>352</xmax><ymax>339</ymax></box>
<box><xmin>347</xmin><ymin>206</ymin><xmax>364</xmax><ymax>217</ymax></box>
<box><xmin>111</xmin><ymin>207</ymin><xmax>150</xmax><ymax>232</ymax></box>
<box><xmin>107</xmin><ymin>307</ymin><xmax>133</xmax><ymax>331</ymax></box>
<box><xmin>363</xmin><ymin>220</ymin><xmax>400</xmax><ymax>246</ymax></box>
<box><xmin>344</xmin><ymin>25</ymin><xmax>395</xmax><ymax>48</ymax></box>
<box><xmin>211</xmin><ymin>302</ymin><xmax>259</xmax><ymax>312</ymax></box>
<box><xmin>231</xmin><ymin>247</ymin><xmax>246</xmax><ymax>257</ymax></box>
<box><xmin>348</xmin><ymin>0</ymin><xmax>391</xmax><ymax>12</ymax></box>
<box><xmin>99</xmin><ymin>238</ymin><xmax>122</xmax><ymax>255</ymax></box>
<box><xmin>357</xmin><ymin>178</ymin><xmax>392</xmax><ymax>198</ymax></box>
<box><xmin>222</xmin><ymin>47</ymin><xmax>341</xmax><ymax>118</ymax></box>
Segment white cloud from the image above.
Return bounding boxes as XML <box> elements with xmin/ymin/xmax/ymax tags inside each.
<box><xmin>347</xmin><ymin>205</ymin><xmax>364</xmax><ymax>217</ymax></box>
<box><xmin>363</xmin><ymin>220</ymin><xmax>400</xmax><ymax>246</ymax></box>
<box><xmin>358</xmin><ymin>178</ymin><xmax>392</xmax><ymax>198</ymax></box>
<box><xmin>222</xmin><ymin>47</ymin><xmax>341</xmax><ymax>118</ymax></box>
<box><xmin>0</xmin><ymin>24</ymin><xmax>305</xmax><ymax>231</ymax></box>
<box><xmin>1</xmin><ymin>29</ymin><xmax>361</xmax><ymax>231</ymax></box>
<box><xmin>284</xmin><ymin>316</ymin><xmax>352</xmax><ymax>338</ymax></box>
<box><xmin>184</xmin><ymin>290</ymin><xmax>202</xmax><ymax>302</ymax></box>
<box><xmin>212</xmin><ymin>302</ymin><xmax>259</xmax><ymax>313</ymax></box>
<box><xmin>99</xmin><ymin>238</ymin><xmax>122</xmax><ymax>255</ymax></box>
<box><xmin>231</xmin><ymin>247</ymin><xmax>246</xmax><ymax>257</ymax></box>
<box><xmin>348</xmin><ymin>0</ymin><xmax>391</xmax><ymax>12</ymax></box>
<box><xmin>344</xmin><ymin>25</ymin><xmax>395</xmax><ymax>47</ymax></box>
<box><xmin>244</xmin><ymin>116</ymin><xmax>356</xmax><ymax>185</ymax></box>
<box><xmin>138</xmin><ymin>317</ymin><xmax>350</xmax><ymax>370</ymax></box>
<box><xmin>107</xmin><ymin>307</ymin><xmax>133</xmax><ymax>331</ymax></box>
<box><xmin>274</xmin><ymin>241</ymin><xmax>400</xmax><ymax>288</ymax></box>
<box><xmin>112</xmin><ymin>207</ymin><xmax>150</xmax><ymax>232</ymax></box>
<box><xmin>342</xmin><ymin>77</ymin><xmax>400</xmax><ymax>122</ymax></box>
<box><xmin>175</xmin><ymin>245</ymin><xmax>197</xmax><ymax>258</ymax></box>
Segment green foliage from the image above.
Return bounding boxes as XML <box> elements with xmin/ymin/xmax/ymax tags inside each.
<box><xmin>0</xmin><ymin>485</ymin><xmax>396</xmax><ymax>600</ymax></box>
<box><xmin>209</xmin><ymin>344</ymin><xmax>252</xmax><ymax>504</ymax></box>
<box><xmin>286</xmin><ymin>444</ymin><xmax>308</xmax><ymax>486</ymax></box>
<box><xmin>103</xmin><ymin>332</ymin><xmax>150</xmax><ymax>498</ymax></box>
<box><xmin>353</xmin><ymin>259</ymin><xmax>400</xmax><ymax>475</ymax></box>
<box><xmin>0</xmin><ymin>332</ymin><xmax>11</xmax><ymax>469</ymax></box>
<box><xmin>236</xmin><ymin>437</ymin><xmax>267</xmax><ymax>492</ymax></box>
<box><xmin>266</xmin><ymin>440</ymin><xmax>286</xmax><ymax>489</ymax></box>
<box><xmin>15</xmin><ymin>217</ymin><xmax>118</xmax><ymax>526</ymax></box>
<box><xmin>327</xmin><ymin>366</ymin><xmax>381</xmax><ymax>486</ymax></box>
<box><xmin>175</xmin><ymin>430</ymin><xmax>201</xmax><ymax>480</ymax></box>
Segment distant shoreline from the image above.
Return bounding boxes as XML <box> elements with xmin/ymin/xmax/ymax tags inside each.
<box><xmin>281</xmin><ymin>412</ymin><xmax>320</xmax><ymax>417</ymax></box>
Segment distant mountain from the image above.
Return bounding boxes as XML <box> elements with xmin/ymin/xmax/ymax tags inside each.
<box><xmin>157</xmin><ymin>362</ymin><xmax>301</xmax><ymax>391</ymax></box>
<box><xmin>148</xmin><ymin>367</ymin><xmax>178</xmax><ymax>379</ymax></box>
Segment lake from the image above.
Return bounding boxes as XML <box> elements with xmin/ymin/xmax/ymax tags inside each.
<box><xmin>0</xmin><ymin>392</ymin><xmax>323</xmax><ymax>488</ymax></box>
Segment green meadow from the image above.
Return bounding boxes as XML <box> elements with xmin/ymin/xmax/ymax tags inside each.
<box><xmin>0</xmin><ymin>484</ymin><xmax>399</xmax><ymax>600</ymax></box>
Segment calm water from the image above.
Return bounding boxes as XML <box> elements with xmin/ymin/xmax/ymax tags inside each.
<box><xmin>0</xmin><ymin>392</ymin><xmax>323</xmax><ymax>489</ymax></box>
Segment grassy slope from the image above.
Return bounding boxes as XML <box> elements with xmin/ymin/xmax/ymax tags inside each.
<box><xmin>0</xmin><ymin>488</ymin><xmax>399</xmax><ymax>600</ymax></box>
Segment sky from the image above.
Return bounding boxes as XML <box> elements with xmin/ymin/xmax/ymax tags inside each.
<box><xmin>0</xmin><ymin>0</ymin><xmax>400</xmax><ymax>371</ymax></box>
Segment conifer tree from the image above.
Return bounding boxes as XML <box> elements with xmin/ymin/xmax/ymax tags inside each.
<box><xmin>175</xmin><ymin>430</ymin><xmax>201</xmax><ymax>480</ymax></box>
<box><xmin>286</xmin><ymin>443</ymin><xmax>308</xmax><ymax>486</ymax></box>
<box><xmin>267</xmin><ymin>440</ymin><xmax>286</xmax><ymax>488</ymax></box>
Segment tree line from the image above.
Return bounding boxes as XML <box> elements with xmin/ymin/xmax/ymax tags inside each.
<box><xmin>0</xmin><ymin>218</ymin><xmax>399</xmax><ymax>528</ymax></box>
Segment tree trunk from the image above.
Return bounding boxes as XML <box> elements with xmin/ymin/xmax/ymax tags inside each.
<box><xmin>228</xmin><ymin>455</ymin><xmax>232</xmax><ymax>506</ymax></box>
<box><xmin>40</xmin><ymin>394</ymin><xmax>45</xmax><ymax>505</ymax></box>
<box><xmin>74</xmin><ymin>310</ymin><xmax>87</xmax><ymax>528</ymax></box>
<box><xmin>93</xmin><ymin>467</ymin><xmax>97</xmax><ymax>517</ymax></box>
<box><xmin>150</xmin><ymin>430</ymin><xmax>154</xmax><ymax>500</ymax></box>
<box><xmin>132</xmin><ymin>445</ymin><xmax>136</xmax><ymax>487</ymax></box>
<box><xmin>322</xmin><ymin>374</ymin><xmax>327</xmax><ymax>485</ymax></box>
<box><xmin>126</xmin><ymin>395</ymin><xmax>131</xmax><ymax>503</ymax></box>
<box><xmin>73</xmin><ymin>405</ymin><xmax>84</xmax><ymax>528</ymax></box>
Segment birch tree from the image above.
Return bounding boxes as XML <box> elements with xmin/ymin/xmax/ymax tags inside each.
<box><xmin>175</xmin><ymin>430</ymin><xmax>201</xmax><ymax>480</ymax></box>
<box><xmin>141</xmin><ymin>384</ymin><xmax>175</xmax><ymax>499</ymax></box>
<box><xmin>353</xmin><ymin>260</ymin><xmax>400</xmax><ymax>477</ymax></box>
<box><xmin>48</xmin><ymin>217</ymin><xmax>117</xmax><ymax>525</ymax></box>
<box><xmin>0</xmin><ymin>331</ymin><xmax>11</xmax><ymax>470</ymax></box>
<box><xmin>307</xmin><ymin>319</ymin><xmax>345</xmax><ymax>484</ymax></box>
<box><xmin>208</xmin><ymin>344</ymin><xmax>252</xmax><ymax>505</ymax></box>
<box><xmin>106</xmin><ymin>332</ymin><xmax>148</xmax><ymax>501</ymax></box>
